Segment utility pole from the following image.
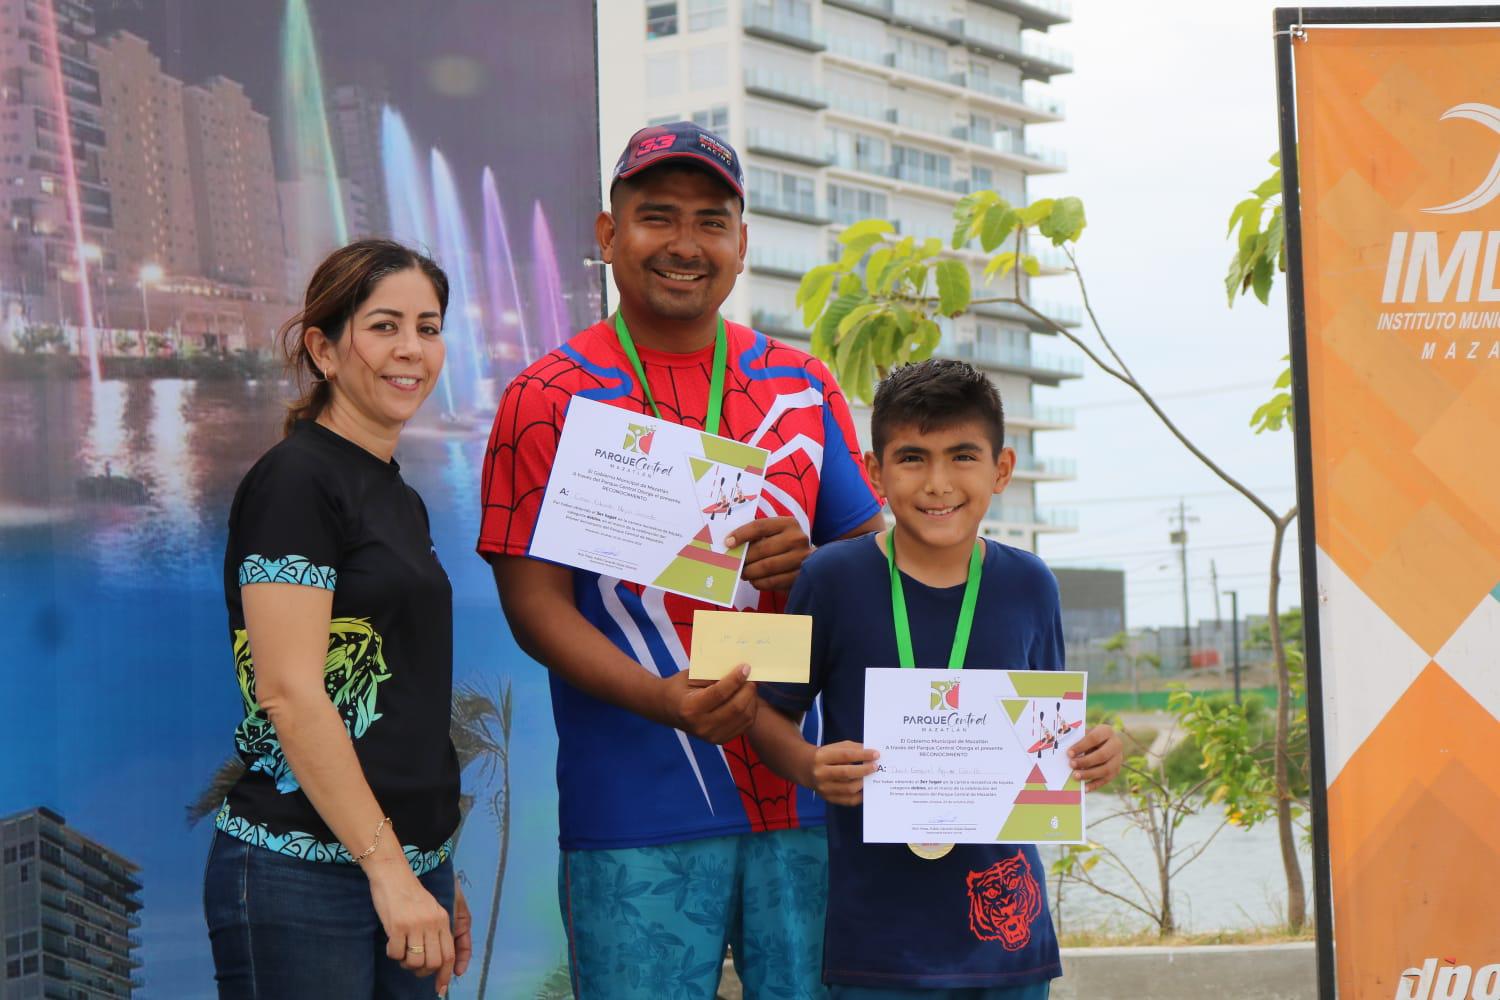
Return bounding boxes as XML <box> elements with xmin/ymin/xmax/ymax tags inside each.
<box><xmin>1226</xmin><ymin>589</ymin><xmax>1241</xmax><ymax>705</ymax></box>
<box><xmin>1167</xmin><ymin>499</ymin><xmax>1198</xmax><ymax>672</ymax></box>
<box><xmin>1210</xmin><ymin>560</ymin><xmax>1223</xmax><ymax>681</ymax></box>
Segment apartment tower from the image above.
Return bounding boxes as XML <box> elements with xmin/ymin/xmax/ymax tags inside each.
<box><xmin>598</xmin><ymin>0</ymin><xmax>1080</xmax><ymax>550</ymax></box>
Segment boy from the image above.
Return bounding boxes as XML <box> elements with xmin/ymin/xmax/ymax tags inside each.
<box><xmin>750</xmin><ymin>359</ymin><xmax>1123</xmax><ymax>998</ymax></box>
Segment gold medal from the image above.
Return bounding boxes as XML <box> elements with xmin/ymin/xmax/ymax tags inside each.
<box><xmin>907</xmin><ymin>842</ymin><xmax>955</xmax><ymax>861</ymax></box>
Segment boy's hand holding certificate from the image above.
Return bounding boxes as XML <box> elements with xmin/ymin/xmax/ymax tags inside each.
<box><xmin>862</xmin><ymin>668</ymin><xmax>1089</xmax><ymax>845</ymax></box>
<box><xmin>530</xmin><ymin>397</ymin><xmax>770</xmax><ymax>606</ymax></box>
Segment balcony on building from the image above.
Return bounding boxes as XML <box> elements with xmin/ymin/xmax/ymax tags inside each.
<box><xmin>1028</xmin><ymin>245</ymin><xmax>1071</xmax><ymax>275</ymax></box>
<box><xmin>970</xmin><ymin>0</ymin><xmax>1072</xmax><ymax>32</ymax></box>
<box><xmin>1010</xmin><ymin>453</ymin><xmax>1076</xmax><ymax>481</ymax></box>
<box><xmin>743</xmin><ymin>5</ymin><xmax>825</xmax><ymax>50</ymax></box>
<box><xmin>827</xmin><ymin>152</ymin><xmax>966</xmax><ymax>199</ymax></box>
<box><xmin>747</xmin><ymin>185</ymin><xmax>833</xmax><ymax>228</ymax></box>
<box><xmin>984</xmin><ymin>500</ymin><xmax>1078</xmax><ymax>533</ymax></box>
<box><xmin>943</xmin><ymin>338</ymin><xmax>1083</xmax><ymax>385</ymax></box>
<box><xmin>970</xmin><ymin>298</ymin><xmax>1082</xmax><ymax>332</ymax></box>
<box><xmin>743</xmin><ymin>67</ymin><xmax>828</xmax><ymax>110</ymax></box>
<box><xmin>750</xmin><ymin>308</ymin><xmax>810</xmax><ymax>341</ymax></box>
<box><xmin>1006</xmin><ymin>400</ymin><xmax>1075</xmax><ymax>430</ymax></box>
<box><xmin>747</xmin><ymin>246</ymin><xmax>826</xmax><ymax>282</ymax></box>
<box><xmin>825</xmin><ymin>36</ymin><xmax>958</xmax><ymax>91</ymax></box>
<box><xmin>960</xmin><ymin>23</ymin><xmax>1073</xmax><ymax>80</ymax></box>
<box><xmin>951</xmin><ymin>124</ymin><xmax>1066</xmax><ymax>173</ymax></box>
<box><xmin>954</xmin><ymin>73</ymin><xmax>1065</xmax><ymax>123</ymax></box>
<box><xmin>826</xmin><ymin>0</ymin><xmax>966</xmax><ymax>44</ymax></box>
<box><xmin>745</xmin><ymin>127</ymin><xmax>835</xmax><ymax>168</ymax></box>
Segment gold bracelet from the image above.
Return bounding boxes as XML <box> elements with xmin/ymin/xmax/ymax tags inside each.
<box><xmin>353</xmin><ymin>816</ymin><xmax>391</xmax><ymax>865</ymax></box>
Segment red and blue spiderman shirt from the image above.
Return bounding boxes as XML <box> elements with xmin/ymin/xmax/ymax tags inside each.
<box><xmin>477</xmin><ymin>317</ymin><xmax>882</xmax><ymax>850</ymax></box>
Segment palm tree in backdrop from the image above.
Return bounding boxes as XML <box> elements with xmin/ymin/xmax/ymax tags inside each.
<box><xmin>188</xmin><ymin>677</ymin><xmax>516</xmax><ymax>988</ymax></box>
<box><xmin>449</xmin><ymin>679</ymin><xmax>514</xmax><ymax>1000</ymax></box>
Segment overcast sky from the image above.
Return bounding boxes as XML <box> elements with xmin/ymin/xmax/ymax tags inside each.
<box><xmin>1029</xmin><ymin>0</ymin><xmax>1482</xmax><ymax>628</ymax></box>
<box><xmin>1027</xmin><ymin>0</ymin><xmax>1320</xmax><ymax>629</ymax></box>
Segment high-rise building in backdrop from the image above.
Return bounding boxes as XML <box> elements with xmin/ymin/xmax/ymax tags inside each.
<box><xmin>598</xmin><ymin>0</ymin><xmax>1080</xmax><ymax>551</ymax></box>
<box><xmin>0</xmin><ymin>0</ymin><xmax>113</xmax><ymax>324</ymax></box>
<box><xmin>94</xmin><ymin>32</ymin><xmax>200</xmax><ymax>282</ymax></box>
<box><xmin>183</xmin><ymin>76</ymin><xmax>283</xmax><ymax>293</ymax></box>
<box><xmin>0</xmin><ymin>807</ymin><xmax>143</xmax><ymax>998</ymax></box>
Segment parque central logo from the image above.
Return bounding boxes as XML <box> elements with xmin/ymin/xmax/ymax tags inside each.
<box><xmin>930</xmin><ymin>680</ymin><xmax>960</xmax><ymax>711</ymax></box>
<box><xmin>623</xmin><ymin>424</ymin><xmax>655</xmax><ymax>455</ymax></box>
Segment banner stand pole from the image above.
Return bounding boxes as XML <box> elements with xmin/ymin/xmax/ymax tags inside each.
<box><xmin>1270</xmin><ymin>10</ymin><xmax>1335</xmax><ymax>1000</ymax></box>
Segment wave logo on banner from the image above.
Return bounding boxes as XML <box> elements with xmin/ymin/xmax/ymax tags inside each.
<box><xmin>1423</xmin><ymin>103</ymin><xmax>1500</xmax><ymax>214</ymax></box>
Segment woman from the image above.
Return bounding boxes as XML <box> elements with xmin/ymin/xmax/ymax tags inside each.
<box><xmin>205</xmin><ymin>240</ymin><xmax>470</xmax><ymax>999</ymax></box>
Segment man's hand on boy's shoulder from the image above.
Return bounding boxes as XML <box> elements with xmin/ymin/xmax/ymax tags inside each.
<box><xmin>727</xmin><ymin>517</ymin><xmax>810</xmax><ymax>592</ymax></box>
<box><xmin>810</xmin><ymin>741</ymin><xmax>881</xmax><ymax>806</ymax></box>
<box><xmin>1068</xmin><ymin>725</ymin><xmax>1124</xmax><ymax>792</ymax></box>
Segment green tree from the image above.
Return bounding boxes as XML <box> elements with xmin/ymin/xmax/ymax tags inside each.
<box><xmin>1050</xmin><ymin>715</ymin><xmax>1229</xmax><ymax>938</ymax></box>
<box><xmin>1100</xmin><ymin>630</ymin><xmax>1161</xmax><ymax>709</ymax></box>
<box><xmin>796</xmin><ymin>185</ymin><xmax>1306</xmax><ymax>930</ymax></box>
<box><xmin>15</xmin><ymin>324</ymin><xmax>66</xmax><ymax>354</ymax></box>
<box><xmin>1222</xmin><ymin>157</ymin><xmax>1309</xmax><ymax>931</ymax></box>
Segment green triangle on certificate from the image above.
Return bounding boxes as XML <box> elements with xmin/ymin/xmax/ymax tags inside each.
<box><xmin>999</xmin><ymin>802</ymin><xmax>1082</xmax><ymax>842</ymax></box>
<box><xmin>689</xmin><ymin>456</ymin><xmax>715</xmax><ymax>481</ymax></box>
<box><xmin>1002</xmin><ymin>698</ymin><xmax>1030</xmax><ymax>724</ymax></box>
<box><xmin>1010</xmin><ymin>673</ymin><xmax>1084</xmax><ymax>698</ymax></box>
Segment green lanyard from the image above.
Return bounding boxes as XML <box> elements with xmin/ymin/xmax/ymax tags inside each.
<box><xmin>613</xmin><ymin>311</ymin><xmax>728</xmax><ymax>437</ymax></box>
<box><xmin>887</xmin><ymin>529</ymin><xmax>985</xmax><ymax>670</ymax></box>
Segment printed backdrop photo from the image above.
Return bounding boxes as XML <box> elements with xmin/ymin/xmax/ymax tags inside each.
<box><xmin>0</xmin><ymin>1</ymin><xmax>601</xmax><ymax>996</ymax></box>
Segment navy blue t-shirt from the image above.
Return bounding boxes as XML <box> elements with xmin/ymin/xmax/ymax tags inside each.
<box><xmin>763</xmin><ymin>533</ymin><xmax>1065</xmax><ymax>990</ymax></box>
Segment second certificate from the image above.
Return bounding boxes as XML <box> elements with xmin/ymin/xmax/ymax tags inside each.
<box><xmin>529</xmin><ymin>396</ymin><xmax>770</xmax><ymax>606</ymax></box>
<box><xmin>862</xmin><ymin>668</ymin><xmax>1090</xmax><ymax>845</ymax></box>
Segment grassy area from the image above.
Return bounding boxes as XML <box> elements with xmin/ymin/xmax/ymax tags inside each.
<box><xmin>1058</xmin><ymin>926</ymin><xmax>1315</xmax><ymax>949</ymax></box>
<box><xmin>1089</xmin><ymin>687</ymin><xmax>1294</xmax><ymax>713</ymax></box>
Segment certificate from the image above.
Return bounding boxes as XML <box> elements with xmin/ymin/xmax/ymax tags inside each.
<box><xmin>862</xmin><ymin>668</ymin><xmax>1089</xmax><ymax>845</ymax></box>
<box><xmin>529</xmin><ymin>396</ymin><xmax>769</xmax><ymax>606</ymax></box>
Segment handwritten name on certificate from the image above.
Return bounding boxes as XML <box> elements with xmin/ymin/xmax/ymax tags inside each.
<box><xmin>688</xmin><ymin>610</ymin><xmax>811</xmax><ymax>684</ymax></box>
<box><xmin>529</xmin><ymin>397</ymin><xmax>770</xmax><ymax>607</ymax></box>
<box><xmin>862</xmin><ymin>668</ymin><xmax>1089</xmax><ymax>845</ymax></box>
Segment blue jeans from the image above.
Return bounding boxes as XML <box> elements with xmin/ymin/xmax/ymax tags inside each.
<box><xmin>204</xmin><ymin>830</ymin><xmax>455</xmax><ymax>1000</ymax></box>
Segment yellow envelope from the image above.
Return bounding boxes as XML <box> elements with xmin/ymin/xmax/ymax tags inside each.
<box><xmin>688</xmin><ymin>610</ymin><xmax>812</xmax><ymax>684</ymax></box>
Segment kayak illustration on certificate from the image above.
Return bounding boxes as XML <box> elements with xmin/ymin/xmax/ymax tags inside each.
<box><xmin>529</xmin><ymin>396</ymin><xmax>769</xmax><ymax>606</ymax></box>
<box><xmin>862</xmin><ymin>668</ymin><xmax>1089</xmax><ymax>845</ymax></box>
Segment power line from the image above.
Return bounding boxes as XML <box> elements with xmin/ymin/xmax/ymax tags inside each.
<box><xmin>1069</xmin><ymin>380</ymin><xmax>1273</xmax><ymax>411</ymax></box>
<box><xmin>1049</xmin><ymin>485</ymin><xmax>1296</xmax><ymax>507</ymax></box>
<box><xmin>1126</xmin><ymin>568</ymin><xmax>1300</xmax><ymax>589</ymax></box>
<box><xmin>1042</xmin><ymin>537</ymin><xmax>1287</xmax><ymax>563</ymax></box>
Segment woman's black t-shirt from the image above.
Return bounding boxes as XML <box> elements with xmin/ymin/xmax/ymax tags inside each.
<box><xmin>216</xmin><ymin>420</ymin><xmax>460</xmax><ymax>873</ymax></box>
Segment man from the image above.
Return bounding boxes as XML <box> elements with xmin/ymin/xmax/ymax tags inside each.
<box><xmin>476</xmin><ymin>122</ymin><xmax>884</xmax><ymax>998</ymax></box>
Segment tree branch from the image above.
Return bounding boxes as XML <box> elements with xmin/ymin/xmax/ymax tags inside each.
<box><xmin>1169</xmin><ymin>819</ymin><xmax>1233</xmax><ymax>878</ymax></box>
<box><xmin>1065</xmin><ymin>245</ymin><xmax>1135</xmax><ymax>378</ymax></box>
<box><xmin>1002</xmin><ymin>291</ymin><xmax>1282</xmax><ymax>523</ymax></box>
<box><xmin>1065</xmin><ymin>870</ymin><xmax>1163</xmax><ymax>924</ymax></box>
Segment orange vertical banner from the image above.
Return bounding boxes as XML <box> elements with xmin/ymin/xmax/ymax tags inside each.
<box><xmin>1288</xmin><ymin>21</ymin><xmax>1500</xmax><ymax>1000</ymax></box>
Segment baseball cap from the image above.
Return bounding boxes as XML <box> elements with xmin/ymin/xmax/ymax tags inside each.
<box><xmin>610</xmin><ymin>122</ymin><xmax>745</xmax><ymax>204</ymax></box>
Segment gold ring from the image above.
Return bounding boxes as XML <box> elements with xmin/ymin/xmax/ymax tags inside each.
<box><xmin>407</xmin><ymin>945</ymin><xmax>426</xmax><ymax>955</ymax></box>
